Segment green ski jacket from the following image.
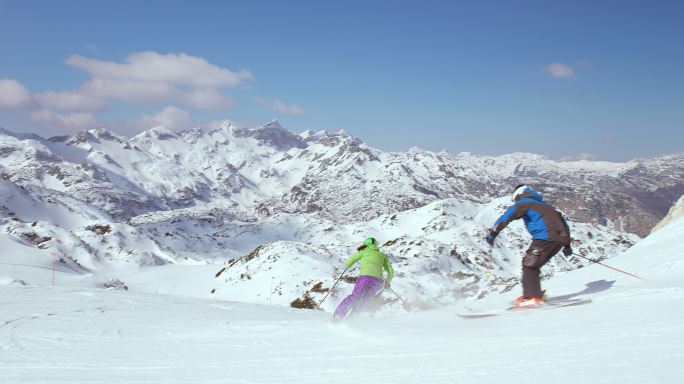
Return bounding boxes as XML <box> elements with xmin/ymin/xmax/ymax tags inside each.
<box><xmin>345</xmin><ymin>244</ymin><xmax>394</xmax><ymax>283</ymax></box>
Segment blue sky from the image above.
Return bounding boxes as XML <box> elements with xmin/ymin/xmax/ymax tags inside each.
<box><xmin>0</xmin><ymin>0</ymin><xmax>682</xmax><ymax>161</ymax></box>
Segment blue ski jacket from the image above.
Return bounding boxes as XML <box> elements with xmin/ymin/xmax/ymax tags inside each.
<box><xmin>491</xmin><ymin>187</ymin><xmax>571</xmax><ymax>244</ymax></box>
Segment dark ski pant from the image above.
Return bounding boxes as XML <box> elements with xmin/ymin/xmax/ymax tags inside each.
<box><xmin>522</xmin><ymin>239</ymin><xmax>564</xmax><ymax>298</ymax></box>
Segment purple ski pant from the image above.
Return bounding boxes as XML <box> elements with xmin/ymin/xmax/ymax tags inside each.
<box><xmin>334</xmin><ymin>275</ymin><xmax>384</xmax><ymax>318</ymax></box>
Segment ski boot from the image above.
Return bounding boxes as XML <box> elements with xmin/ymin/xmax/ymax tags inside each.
<box><xmin>511</xmin><ymin>297</ymin><xmax>546</xmax><ymax>310</ymax></box>
<box><xmin>513</xmin><ymin>290</ymin><xmax>547</xmax><ymax>303</ymax></box>
<box><xmin>511</xmin><ymin>290</ymin><xmax>547</xmax><ymax>310</ymax></box>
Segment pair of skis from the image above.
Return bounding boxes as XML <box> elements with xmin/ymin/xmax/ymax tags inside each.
<box><xmin>457</xmin><ymin>298</ymin><xmax>592</xmax><ymax>319</ymax></box>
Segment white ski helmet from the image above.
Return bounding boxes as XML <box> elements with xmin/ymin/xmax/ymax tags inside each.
<box><xmin>512</xmin><ymin>184</ymin><xmax>529</xmax><ymax>201</ymax></box>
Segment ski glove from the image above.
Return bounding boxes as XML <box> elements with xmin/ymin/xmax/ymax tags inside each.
<box><xmin>563</xmin><ymin>245</ymin><xmax>573</xmax><ymax>256</ymax></box>
<box><xmin>485</xmin><ymin>231</ymin><xmax>496</xmax><ymax>246</ymax></box>
<box><xmin>384</xmin><ymin>281</ymin><xmax>391</xmax><ymax>289</ymax></box>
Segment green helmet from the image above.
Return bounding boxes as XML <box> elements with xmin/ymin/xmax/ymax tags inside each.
<box><xmin>363</xmin><ymin>237</ymin><xmax>376</xmax><ymax>246</ymax></box>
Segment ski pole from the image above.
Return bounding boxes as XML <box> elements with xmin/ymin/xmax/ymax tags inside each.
<box><xmin>571</xmin><ymin>253</ymin><xmax>644</xmax><ymax>280</ymax></box>
<box><xmin>388</xmin><ymin>287</ymin><xmax>411</xmax><ymax>310</ymax></box>
<box><xmin>317</xmin><ymin>267</ymin><xmax>348</xmax><ymax>309</ymax></box>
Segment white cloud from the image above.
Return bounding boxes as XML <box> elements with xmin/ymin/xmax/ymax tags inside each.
<box><xmin>30</xmin><ymin>109</ymin><xmax>99</xmax><ymax>130</ymax></box>
<box><xmin>544</xmin><ymin>62</ymin><xmax>575</xmax><ymax>78</ymax></box>
<box><xmin>1</xmin><ymin>52</ymin><xmax>249</xmax><ymax>119</ymax></box>
<box><xmin>79</xmin><ymin>78</ymin><xmax>183</xmax><ymax>104</ymax></box>
<box><xmin>254</xmin><ymin>97</ymin><xmax>303</xmax><ymax>116</ymax></box>
<box><xmin>0</xmin><ymin>79</ymin><xmax>100</xmax><ymax>132</ymax></box>
<box><xmin>58</xmin><ymin>52</ymin><xmax>249</xmax><ymax>109</ymax></box>
<box><xmin>0</xmin><ymin>79</ymin><xmax>33</xmax><ymax>109</ymax></box>
<box><xmin>76</xmin><ymin>78</ymin><xmax>232</xmax><ymax>110</ymax></box>
<box><xmin>35</xmin><ymin>90</ymin><xmax>106</xmax><ymax>111</ymax></box>
<box><xmin>66</xmin><ymin>51</ymin><xmax>254</xmax><ymax>87</ymax></box>
<box><xmin>185</xmin><ymin>88</ymin><xmax>233</xmax><ymax>109</ymax></box>
<box><xmin>0</xmin><ymin>52</ymin><xmax>302</xmax><ymax>135</ymax></box>
<box><xmin>135</xmin><ymin>106</ymin><xmax>195</xmax><ymax>132</ymax></box>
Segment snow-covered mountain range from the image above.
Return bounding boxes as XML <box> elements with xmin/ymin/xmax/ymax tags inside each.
<box><xmin>0</xmin><ymin>120</ymin><xmax>681</xmax><ymax>309</ymax></box>
<box><xmin>3</xmin><ymin>121</ymin><xmax>682</xmax><ymax>235</ymax></box>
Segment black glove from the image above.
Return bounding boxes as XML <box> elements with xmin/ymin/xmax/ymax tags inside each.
<box><xmin>563</xmin><ymin>245</ymin><xmax>573</xmax><ymax>256</ymax></box>
<box><xmin>485</xmin><ymin>231</ymin><xmax>496</xmax><ymax>246</ymax></box>
<box><xmin>384</xmin><ymin>281</ymin><xmax>391</xmax><ymax>289</ymax></box>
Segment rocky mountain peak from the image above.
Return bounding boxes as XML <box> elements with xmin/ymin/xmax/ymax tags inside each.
<box><xmin>230</xmin><ymin>120</ymin><xmax>306</xmax><ymax>150</ymax></box>
<box><xmin>132</xmin><ymin>126</ymin><xmax>180</xmax><ymax>142</ymax></box>
<box><xmin>303</xmin><ymin>128</ymin><xmax>361</xmax><ymax>148</ymax></box>
<box><xmin>66</xmin><ymin>128</ymin><xmax>127</xmax><ymax>146</ymax></box>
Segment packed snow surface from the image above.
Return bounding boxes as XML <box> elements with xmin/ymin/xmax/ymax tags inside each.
<box><xmin>2</xmin><ymin>216</ymin><xmax>683</xmax><ymax>383</ymax></box>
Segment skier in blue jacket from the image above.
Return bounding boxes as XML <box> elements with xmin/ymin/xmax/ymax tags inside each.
<box><xmin>486</xmin><ymin>185</ymin><xmax>572</xmax><ymax>308</ymax></box>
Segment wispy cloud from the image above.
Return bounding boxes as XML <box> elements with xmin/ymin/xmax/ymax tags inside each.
<box><xmin>34</xmin><ymin>90</ymin><xmax>106</xmax><ymax>111</ymax></box>
<box><xmin>2</xmin><ymin>52</ymin><xmax>248</xmax><ymax>114</ymax></box>
<box><xmin>66</xmin><ymin>52</ymin><xmax>253</xmax><ymax>88</ymax></box>
<box><xmin>1</xmin><ymin>52</ymin><xmax>304</xmax><ymax>134</ymax></box>
<box><xmin>0</xmin><ymin>51</ymin><xmax>254</xmax><ymax>133</ymax></box>
<box><xmin>29</xmin><ymin>109</ymin><xmax>100</xmax><ymax>131</ymax></box>
<box><xmin>134</xmin><ymin>106</ymin><xmax>195</xmax><ymax>132</ymax></box>
<box><xmin>65</xmin><ymin>52</ymin><xmax>246</xmax><ymax>109</ymax></box>
<box><xmin>544</xmin><ymin>62</ymin><xmax>575</xmax><ymax>79</ymax></box>
<box><xmin>254</xmin><ymin>97</ymin><xmax>303</xmax><ymax>116</ymax></box>
<box><xmin>0</xmin><ymin>79</ymin><xmax>33</xmax><ymax>109</ymax></box>
<box><xmin>185</xmin><ymin>88</ymin><xmax>233</xmax><ymax>109</ymax></box>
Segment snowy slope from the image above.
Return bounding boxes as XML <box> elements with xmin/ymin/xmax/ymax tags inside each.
<box><xmin>0</xmin><ymin>190</ymin><xmax>636</xmax><ymax>310</ymax></box>
<box><xmin>0</xmin><ymin>179</ymin><xmax>177</xmax><ymax>290</ymax></box>
<box><xmin>1</xmin><ymin>214</ymin><xmax>683</xmax><ymax>384</ymax></box>
<box><xmin>206</xmin><ymin>197</ymin><xmax>635</xmax><ymax>311</ymax></box>
<box><xmin>651</xmin><ymin>194</ymin><xmax>684</xmax><ymax>233</ymax></box>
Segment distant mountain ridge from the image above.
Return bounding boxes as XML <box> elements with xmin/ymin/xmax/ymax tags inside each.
<box><xmin>2</xmin><ymin>120</ymin><xmax>682</xmax><ymax>236</ymax></box>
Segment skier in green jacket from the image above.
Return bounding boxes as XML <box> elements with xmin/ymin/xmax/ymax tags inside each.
<box><xmin>333</xmin><ymin>237</ymin><xmax>394</xmax><ymax>320</ymax></box>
